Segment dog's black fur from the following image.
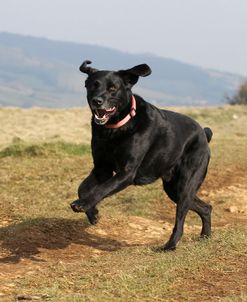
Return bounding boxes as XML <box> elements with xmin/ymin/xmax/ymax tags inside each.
<box><xmin>71</xmin><ymin>60</ymin><xmax>213</xmax><ymax>251</ymax></box>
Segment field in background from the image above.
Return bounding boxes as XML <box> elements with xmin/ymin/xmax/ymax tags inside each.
<box><xmin>0</xmin><ymin>105</ymin><xmax>247</xmax><ymax>301</ymax></box>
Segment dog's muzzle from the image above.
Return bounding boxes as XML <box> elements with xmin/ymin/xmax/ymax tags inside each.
<box><xmin>93</xmin><ymin>107</ymin><xmax>116</xmax><ymax>125</ymax></box>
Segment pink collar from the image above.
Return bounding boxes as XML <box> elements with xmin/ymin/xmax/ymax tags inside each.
<box><xmin>105</xmin><ymin>95</ymin><xmax>136</xmax><ymax>129</ymax></box>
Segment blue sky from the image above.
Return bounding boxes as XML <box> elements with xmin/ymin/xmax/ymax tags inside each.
<box><xmin>0</xmin><ymin>0</ymin><xmax>247</xmax><ymax>75</ymax></box>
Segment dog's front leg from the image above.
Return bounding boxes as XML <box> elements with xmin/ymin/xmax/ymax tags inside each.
<box><xmin>71</xmin><ymin>167</ymin><xmax>137</xmax><ymax>213</ymax></box>
<box><xmin>71</xmin><ymin>169</ymin><xmax>112</xmax><ymax>224</ymax></box>
<box><xmin>71</xmin><ymin>137</ymin><xmax>151</xmax><ymax>214</ymax></box>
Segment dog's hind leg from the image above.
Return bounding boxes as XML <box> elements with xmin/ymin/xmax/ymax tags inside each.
<box><xmin>162</xmin><ymin>189</ymin><xmax>192</xmax><ymax>251</ymax></box>
<box><xmin>162</xmin><ymin>146</ymin><xmax>211</xmax><ymax>251</ymax></box>
<box><xmin>189</xmin><ymin>156</ymin><xmax>212</xmax><ymax>238</ymax></box>
<box><xmin>190</xmin><ymin>197</ymin><xmax>212</xmax><ymax>237</ymax></box>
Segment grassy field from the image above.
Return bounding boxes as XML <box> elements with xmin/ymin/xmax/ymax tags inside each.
<box><xmin>0</xmin><ymin>105</ymin><xmax>247</xmax><ymax>301</ymax></box>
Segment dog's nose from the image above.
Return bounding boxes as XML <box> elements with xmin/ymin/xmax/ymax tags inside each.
<box><xmin>92</xmin><ymin>97</ymin><xmax>104</xmax><ymax>106</ymax></box>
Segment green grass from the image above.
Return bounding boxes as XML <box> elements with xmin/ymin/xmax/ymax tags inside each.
<box><xmin>0</xmin><ymin>142</ymin><xmax>90</xmax><ymax>158</ymax></box>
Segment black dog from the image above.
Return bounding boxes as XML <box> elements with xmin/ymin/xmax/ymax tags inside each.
<box><xmin>71</xmin><ymin>60</ymin><xmax>213</xmax><ymax>251</ymax></box>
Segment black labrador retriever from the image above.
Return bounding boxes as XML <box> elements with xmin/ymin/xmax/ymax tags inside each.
<box><xmin>71</xmin><ymin>60</ymin><xmax>213</xmax><ymax>251</ymax></box>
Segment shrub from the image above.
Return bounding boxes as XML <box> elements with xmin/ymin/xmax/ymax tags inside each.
<box><xmin>226</xmin><ymin>81</ymin><xmax>247</xmax><ymax>105</ymax></box>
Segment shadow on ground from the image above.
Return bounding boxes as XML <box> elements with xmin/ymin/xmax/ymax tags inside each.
<box><xmin>0</xmin><ymin>218</ymin><xmax>125</xmax><ymax>264</ymax></box>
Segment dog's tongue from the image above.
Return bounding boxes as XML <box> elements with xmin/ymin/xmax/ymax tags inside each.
<box><xmin>95</xmin><ymin>107</ymin><xmax>116</xmax><ymax>118</ymax></box>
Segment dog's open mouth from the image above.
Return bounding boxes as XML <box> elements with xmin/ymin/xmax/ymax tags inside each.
<box><xmin>94</xmin><ymin>107</ymin><xmax>116</xmax><ymax>125</ymax></box>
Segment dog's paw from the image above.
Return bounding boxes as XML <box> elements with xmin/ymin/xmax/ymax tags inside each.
<box><xmin>70</xmin><ymin>199</ymin><xmax>91</xmax><ymax>213</ymax></box>
<box><xmin>163</xmin><ymin>241</ymin><xmax>177</xmax><ymax>252</ymax></box>
<box><xmin>86</xmin><ymin>207</ymin><xmax>99</xmax><ymax>225</ymax></box>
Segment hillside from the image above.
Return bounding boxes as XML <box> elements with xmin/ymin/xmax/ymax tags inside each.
<box><xmin>0</xmin><ymin>32</ymin><xmax>243</xmax><ymax>107</ymax></box>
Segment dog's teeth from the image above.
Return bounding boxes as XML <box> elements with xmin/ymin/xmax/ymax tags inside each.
<box><xmin>94</xmin><ymin>113</ymin><xmax>107</xmax><ymax>120</ymax></box>
<box><xmin>106</xmin><ymin>107</ymin><xmax>115</xmax><ymax>112</ymax></box>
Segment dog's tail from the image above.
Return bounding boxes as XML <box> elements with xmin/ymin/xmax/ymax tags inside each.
<box><xmin>204</xmin><ymin>127</ymin><xmax>213</xmax><ymax>143</ymax></box>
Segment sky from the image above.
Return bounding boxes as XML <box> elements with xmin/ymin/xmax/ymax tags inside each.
<box><xmin>0</xmin><ymin>0</ymin><xmax>247</xmax><ymax>76</ymax></box>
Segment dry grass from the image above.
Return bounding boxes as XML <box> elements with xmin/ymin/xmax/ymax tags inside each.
<box><xmin>0</xmin><ymin>105</ymin><xmax>247</xmax><ymax>301</ymax></box>
<box><xmin>0</xmin><ymin>107</ymin><xmax>92</xmax><ymax>149</ymax></box>
<box><xmin>1</xmin><ymin>105</ymin><xmax>246</xmax><ymax>149</ymax></box>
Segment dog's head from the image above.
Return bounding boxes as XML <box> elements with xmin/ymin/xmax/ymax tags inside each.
<box><xmin>79</xmin><ymin>60</ymin><xmax>152</xmax><ymax>125</ymax></box>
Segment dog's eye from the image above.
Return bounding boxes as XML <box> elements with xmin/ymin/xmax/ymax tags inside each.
<box><xmin>93</xmin><ymin>81</ymin><xmax>100</xmax><ymax>89</ymax></box>
<box><xmin>109</xmin><ymin>86</ymin><xmax>117</xmax><ymax>92</ymax></box>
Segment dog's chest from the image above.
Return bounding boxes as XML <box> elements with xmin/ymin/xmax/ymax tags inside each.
<box><xmin>104</xmin><ymin>144</ymin><xmax>173</xmax><ymax>185</ymax></box>
<box><xmin>96</xmin><ymin>136</ymin><xmax>175</xmax><ymax>183</ymax></box>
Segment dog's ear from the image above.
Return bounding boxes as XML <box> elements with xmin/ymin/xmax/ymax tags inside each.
<box><xmin>79</xmin><ymin>60</ymin><xmax>98</xmax><ymax>75</ymax></box>
<box><xmin>119</xmin><ymin>64</ymin><xmax>152</xmax><ymax>87</ymax></box>
<box><xmin>125</xmin><ymin>64</ymin><xmax>152</xmax><ymax>77</ymax></box>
